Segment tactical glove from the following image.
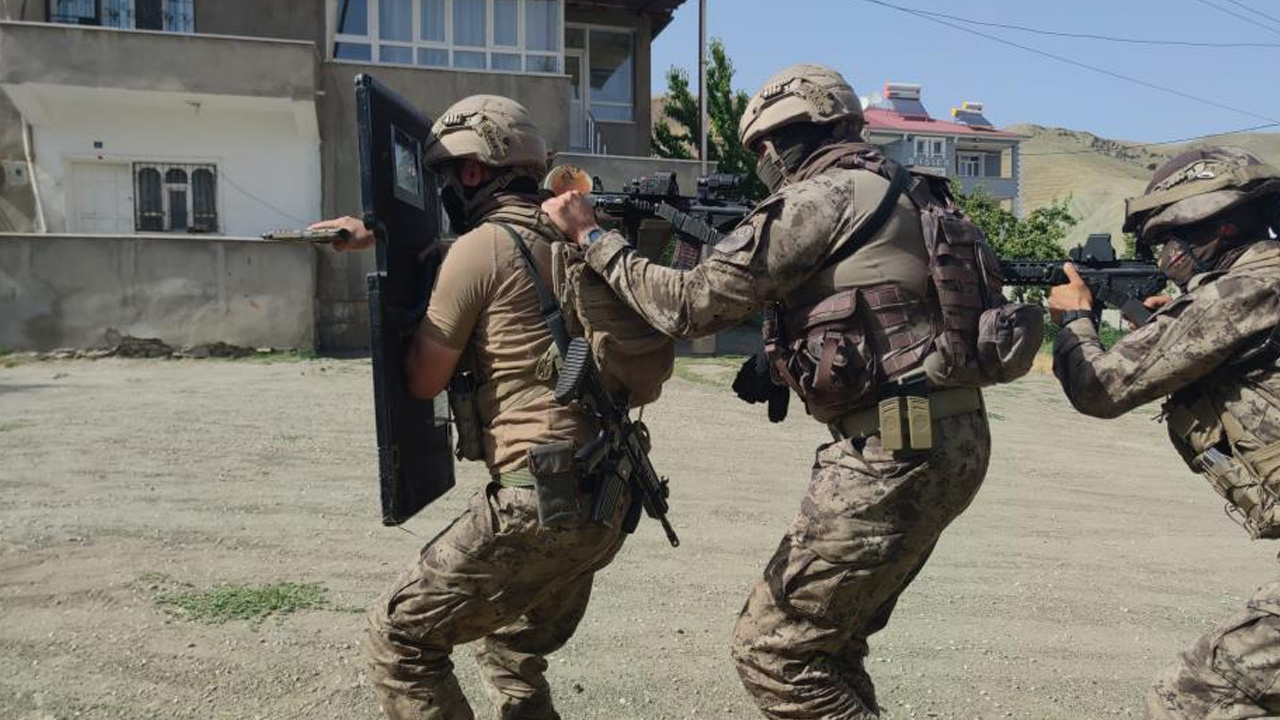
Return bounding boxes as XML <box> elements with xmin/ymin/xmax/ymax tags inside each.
<box><xmin>732</xmin><ymin>351</ymin><xmax>790</xmax><ymax>423</ymax></box>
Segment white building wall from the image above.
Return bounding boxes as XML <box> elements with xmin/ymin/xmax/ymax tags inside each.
<box><xmin>26</xmin><ymin>87</ymin><xmax>319</xmax><ymax>237</ymax></box>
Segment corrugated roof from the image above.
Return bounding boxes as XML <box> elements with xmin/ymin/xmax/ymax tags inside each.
<box><xmin>864</xmin><ymin>108</ymin><xmax>1024</xmax><ymax>140</ymax></box>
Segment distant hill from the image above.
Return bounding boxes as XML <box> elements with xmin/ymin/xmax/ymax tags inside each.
<box><xmin>1011</xmin><ymin>124</ymin><xmax>1280</xmax><ymax>249</ymax></box>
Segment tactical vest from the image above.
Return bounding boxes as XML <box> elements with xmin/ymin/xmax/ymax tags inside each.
<box><xmin>1162</xmin><ymin>242</ymin><xmax>1280</xmax><ymax>539</ymax></box>
<box><xmin>449</xmin><ymin>201</ymin><xmax>674</xmax><ymax>464</ymax></box>
<box><xmin>763</xmin><ymin>143</ymin><xmax>1042</xmax><ymax>424</ymax></box>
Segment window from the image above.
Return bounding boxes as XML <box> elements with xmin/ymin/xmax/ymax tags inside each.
<box><xmin>334</xmin><ymin>0</ymin><xmax>562</xmax><ymax>73</ymax></box>
<box><xmin>913</xmin><ymin>137</ymin><xmax>944</xmax><ymax>157</ymax></box>
<box><xmin>958</xmin><ymin>153</ymin><xmax>981</xmax><ymax>178</ymax></box>
<box><xmin>585</xmin><ymin>28</ymin><xmax>633</xmax><ymax>121</ymax></box>
<box><xmin>133</xmin><ymin>162</ymin><xmax>218</xmax><ymax>233</ymax></box>
<box><xmin>50</xmin><ymin>0</ymin><xmax>194</xmax><ymax>31</ymax></box>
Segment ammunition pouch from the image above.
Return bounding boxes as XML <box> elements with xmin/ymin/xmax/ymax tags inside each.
<box><xmin>1165</xmin><ymin>394</ymin><xmax>1280</xmax><ymax>539</ymax></box>
<box><xmin>448</xmin><ymin>368</ymin><xmax>484</xmax><ymax>462</ymax></box>
<box><xmin>975</xmin><ymin>303</ymin><xmax>1045</xmax><ymax>384</ymax></box>
<box><xmin>527</xmin><ymin>441</ymin><xmax>582</xmax><ymax>529</ymax></box>
<box><xmin>829</xmin><ymin>384</ymin><xmax>982</xmax><ymax>452</ymax></box>
<box><xmin>526</xmin><ymin>439</ymin><xmax>631</xmax><ymax>531</ymax></box>
<box><xmin>764</xmin><ymin>289</ymin><xmax>879</xmax><ymax>423</ymax></box>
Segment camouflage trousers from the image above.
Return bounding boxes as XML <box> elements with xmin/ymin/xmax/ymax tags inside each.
<box><xmin>1147</xmin><ymin>579</ymin><xmax>1280</xmax><ymax>719</ymax></box>
<box><xmin>365</xmin><ymin>484</ymin><xmax>626</xmax><ymax>720</ymax></box>
<box><xmin>731</xmin><ymin>410</ymin><xmax>991</xmax><ymax>720</ymax></box>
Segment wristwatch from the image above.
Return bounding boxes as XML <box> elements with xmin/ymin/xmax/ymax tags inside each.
<box><xmin>1060</xmin><ymin>309</ymin><xmax>1096</xmax><ymax>328</ymax></box>
<box><xmin>584</xmin><ymin>227</ymin><xmax>606</xmax><ymax>246</ymax></box>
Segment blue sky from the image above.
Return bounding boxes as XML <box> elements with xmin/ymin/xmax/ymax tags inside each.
<box><xmin>651</xmin><ymin>0</ymin><xmax>1280</xmax><ymax>142</ymax></box>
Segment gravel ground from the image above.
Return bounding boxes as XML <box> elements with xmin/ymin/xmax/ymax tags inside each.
<box><xmin>1</xmin><ymin>354</ymin><xmax>1276</xmax><ymax>720</ymax></box>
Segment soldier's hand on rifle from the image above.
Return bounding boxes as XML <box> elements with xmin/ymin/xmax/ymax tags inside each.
<box><xmin>1048</xmin><ymin>263</ymin><xmax>1093</xmax><ymax>325</ymax></box>
<box><xmin>309</xmin><ymin>216</ymin><xmax>374</xmax><ymax>252</ymax></box>
<box><xmin>542</xmin><ymin>191</ymin><xmax>601</xmax><ymax>246</ymax></box>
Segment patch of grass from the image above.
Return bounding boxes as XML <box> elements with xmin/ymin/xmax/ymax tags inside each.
<box><xmin>673</xmin><ymin>355</ymin><xmax>748</xmax><ymax>388</ymax></box>
<box><xmin>0</xmin><ymin>420</ymin><xmax>32</xmax><ymax>432</ymax></box>
<box><xmin>987</xmin><ymin>412</ymin><xmax>1006</xmax><ymax>421</ymax></box>
<box><xmin>1042</xmin><ymin>321</ymin><xmax>1127</xmax><ymax>352</ymax></box>
<box><xmin>156</xmin><ymin>582</ymin><xmax>328</xmax><ymax>624</ymax></box>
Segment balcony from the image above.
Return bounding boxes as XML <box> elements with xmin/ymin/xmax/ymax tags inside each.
<box><xmin>0</xmin><ymin>21</ymin><xmax>317</xmax><ymax>106</ymax></box>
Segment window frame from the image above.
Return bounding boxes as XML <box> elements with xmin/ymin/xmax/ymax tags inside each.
<box><xmin>566</xmin><ymin>21</ymin><xmax>635</xmax><ymax>124</ymax></box>
<box><xmin>333</xmin><ymin>0</ymin><xmax>563</xmax><ymax>75</ymax></box>
<box><xmin>957</xmin><ymin>152</ymin><xmax>982</xmax><ymax>178</ymax></box>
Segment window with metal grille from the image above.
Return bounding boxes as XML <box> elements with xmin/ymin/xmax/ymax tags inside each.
<box><xmin>133</xmin><ymin>162</ymin><xmax>218</xmax><ymax>233</ymax></box>
<box><xmin>48</xmin><ymin>0</ymin><xmax>194</xmax><ymax>32</ymax></box>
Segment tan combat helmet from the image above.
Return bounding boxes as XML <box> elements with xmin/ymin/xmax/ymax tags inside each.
<box><xmin>738</xmin><ymin>63</ymin><xmax>863</xmax><ymax>151</ymax></box>
<box><xmin>425</xmin><ymin>94</ymin><xmax>547</xmax><ymax>170</ymax></box>
<box><xmin>1124</xmin><ymin>146</ymin><xmax>1280</xmax><ymax>239</ymax></box>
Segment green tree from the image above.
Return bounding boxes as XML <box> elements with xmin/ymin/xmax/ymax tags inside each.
<box><xmin>952</xmin><ymin>183</ymin><xmax>1077</xmax><ymax>302</ymax></box>
<box><xmin>951</xmin><ymin>182</ymin><xmax>1075</xmax><ymax>260</ymax></box>
<box><xmin>652</xmin><ymin>38</ymin><xmax>766</xmax><ymax>200</ymax></box>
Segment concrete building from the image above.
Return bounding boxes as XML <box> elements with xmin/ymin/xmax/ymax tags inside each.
<box><xmin>864</xmin><ymin>83</ymin><xmax>1025</xmax><ymax>214</ymax></box>
<box><xmin>0</xmin><ymin>0</ymin><xmax>697</xmax><ymax>351</ymax></box>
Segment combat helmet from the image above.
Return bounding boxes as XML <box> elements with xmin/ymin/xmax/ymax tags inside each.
<box><xmin>1124</xmin><ymin>146</ymin><xmax>1280</xmax><ymax>240</ymax></box>
<box><xmin>425</xmin><ymin>95</ymin><xmax>546</xmax><ymax>170</ymax></box>
<box><xmin>738</xmin><ymin>64</ymin><xmax>863</xmax><ymax>151</ymax></box>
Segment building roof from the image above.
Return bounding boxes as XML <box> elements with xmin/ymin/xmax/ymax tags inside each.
<box><xmin>864</xmin><ymin>108</ymin><xmax>1024</xmax><ymax>140</ymax></box>
<box><xmin>568</xmin><ymin>0</ymin><xmax>689</xmax><ymax>35</ymax></box>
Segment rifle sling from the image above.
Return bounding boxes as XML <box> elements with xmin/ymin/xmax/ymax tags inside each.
<box><xmin>500</xmin><ymin>223</ymin><xmax>571</xmax><ymax>358</ymax></box>
<box><xmin>819</xmin><ymin>162</ymin><xmax>910</xmax><ymax>272</ymax></box>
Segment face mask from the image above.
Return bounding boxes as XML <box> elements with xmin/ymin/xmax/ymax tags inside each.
<box><xmin>755</xmin><ymin>148</ymin><xmax>788</xmax><ymax>194</ymax></box>
<box><xmin>440</xmin><ymin>184</ymin><xmax>470</xmax><ymax>235</ymax></box>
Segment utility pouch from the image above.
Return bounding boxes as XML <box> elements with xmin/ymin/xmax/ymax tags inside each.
<box><xmin>448</xmin><ymin>370</ymin><xmax>484</xmax><ymax>461</ymax></box>
<box><xmin>973</xmin><ymin>302</ymin><xmax>1045</xmax><ymax>385</ymax></box>
<box><xmin>527</xmin><ymin>441</ymin><xmax>581</xmax><ymax>529</ymax></box>
<box><xmin>767</xmin><ymin>290</ymin><xmax>879</xmax><ymax>422</ymax></box>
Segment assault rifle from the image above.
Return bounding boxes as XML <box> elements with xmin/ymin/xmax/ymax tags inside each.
<box><xmin>554</xmin><ymin>336</ymin><xmax>680</xmax><ymax>547</ymax></box>
<box><xmin>591</xmin><ymin>171</ymin><xmax>752</xmax><ymax>269</ymax></box>
<box><xmin>1000</xmin><ymin>233</ymin><xmax>1165</xmax><ymax>327</ymax></box>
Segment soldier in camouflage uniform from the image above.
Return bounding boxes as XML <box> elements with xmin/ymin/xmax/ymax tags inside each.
<box><xmin>544</xmin><ymin>64</ymin><xmax>993</xmax><ymax>719</ymax></box>
<box><xmin>314</xmin><ymin>96</ymin><xmax>627</xmax><ymax>720</ymax></box>
<box><xmin>1049</xmin><ymin>147</ymin><xmax>1280</xmax><ymax>720</ymax></box>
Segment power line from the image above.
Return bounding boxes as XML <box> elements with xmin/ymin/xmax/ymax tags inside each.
<box><xmin>857</xmin><ymin>0</ymin><xmax>1280</xmax><ymax>125</ymax></box>
<box><xmin>1020</xmin><ymin>122</ymin><xmax>1280</xmax><ymax>157</ymax></box>
<box><xmin>220</xmin><ymin>169</ymin><xmax>311</xmax><ymax>227</ymax></box>
<box><xmin>1222</xmin><ymin>0</ymin><xmax>1280</xmax><ymax>29</ymax></box>
<box><xmin>1192</xmin><ymin>0</ymin><xmax>1280</xmax><ymax>37</ymax></box>
<box><xmin>894</xmin><ymin>6</ymin><xmax>1280</xmax><ymax>48</ymax></box>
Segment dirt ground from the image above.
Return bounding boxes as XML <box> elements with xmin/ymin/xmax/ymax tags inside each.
<box><xmin>2</xmin><ymin>352</ymin><xmax>1278</xmax><ymax>720</ymax></box>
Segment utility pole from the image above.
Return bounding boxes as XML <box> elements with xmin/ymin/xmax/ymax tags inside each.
<box><xmin>691</xmin><ymin>0</ymin><xmax>717</xmax><ymax>355</ymax></box>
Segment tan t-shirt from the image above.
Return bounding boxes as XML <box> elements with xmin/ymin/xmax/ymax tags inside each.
<box><xmin>423</xmin><ymin>204</ymin><xmax>596</xmax><ymax>476</ymax></box>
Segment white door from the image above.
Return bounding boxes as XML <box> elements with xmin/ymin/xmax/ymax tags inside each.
<box><xmin>566</xmin><ymin>51</ymin><xmax>587</xmax><ymax>150</ymax></box>
<box><xmin>71</xmin><ymin>163</ymin><xmax>133</xmax><ymax>234</ymax></box>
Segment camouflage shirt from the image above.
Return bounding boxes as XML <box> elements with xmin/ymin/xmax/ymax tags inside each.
<box><xmin>1053</xmin><ymin>240</ymin><xmax>1280</xmax><ymax>422</ymax></box>
<box><xmin>583</xmin><ymin>166</ymin><xmax>925</xmax><ymax>339</ymax></box>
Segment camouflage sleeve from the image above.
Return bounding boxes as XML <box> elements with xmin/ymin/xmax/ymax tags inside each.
<box><xmin>1052</xmin><ymin>274</ymin><xmax>1280</xmax><ymax>418</ymax></box>
<box><xmin>582</xmin><ymin>176</ymin><xmax>848</xmax><ymax>339</ymax></box>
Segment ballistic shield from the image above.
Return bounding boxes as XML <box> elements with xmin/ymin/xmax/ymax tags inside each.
<box><xmin>357</xmin><ymin>74</ymin><xmax>456</xmax><ymax>525</ymax></box>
